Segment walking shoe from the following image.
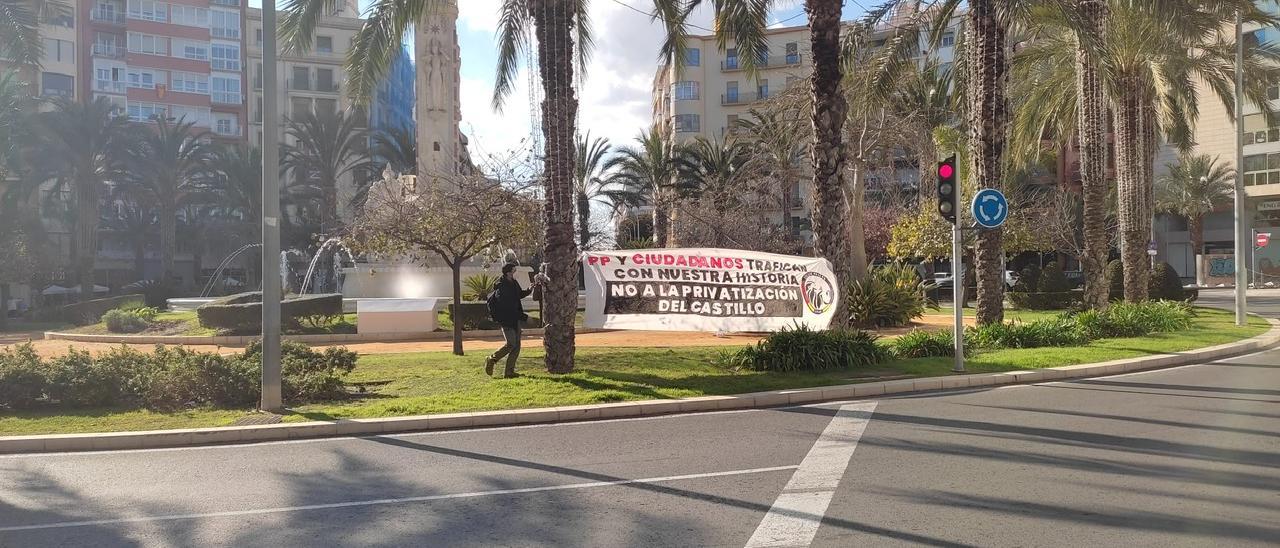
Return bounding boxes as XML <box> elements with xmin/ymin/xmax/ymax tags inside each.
<box><xmin>484</xmin><ymin>357</ymin><xmax>496</xmax><ymax>376</ymax></box>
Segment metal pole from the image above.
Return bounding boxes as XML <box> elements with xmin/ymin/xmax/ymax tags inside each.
<box><xmin>952</xmin><ymin>223</ymin><xmax>965</xmax><ymax>373</ymax></box>
<box><xmin>1252</xmin><ymin>229</ymin><xmax>1258</xmax><ymax>289</ymax></box>
<box><xmin>260</xmin><ymin>0</ymin><xmax>283</xmax><ymax>411</ymax></box>
<box><xmin>1234</xmin><ymin>10</ymin><xmax>1248</xmax><ymax>326</ymax></box>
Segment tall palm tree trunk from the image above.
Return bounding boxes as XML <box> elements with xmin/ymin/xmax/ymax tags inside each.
<box><xmin>576</xmin><ymin>192</ymin><xmax>591</xmax><ymax>251</ymax></box>
<box><xmin>133</xmin><ymin>238</ymin><xmax>146</xmax><ymax>280</ymax></box>
<box><xmin>967</xmin><ymin>0</ymin><xmax>1008</xmax><ymax>325</ymax></box>
<box><xmin>652</xmin><ymin>197</ymin><xmax>670</xmax><ymax>248</ymax></box>
<box><xmin>535</xmin><ymin>0</ymin><xmax>579</xmax><ymax>374</ymax></box>
<box><xmin>160</xmin><ymin>203</ymin><xmax>177</xmax><ymax>285</ymax></box>
<box><xmin>805</xmin><ymin>0</ymin><xmax>861</xmax><ymax>328</ymax></box>
<box><xmin>75</xmin><ymin>177</ymin><xmax>98</xmax><ymax>299</ymax></box>
<box><xmin>1189</xmin><ymin>214</ymin><xmax>1204</xmax><ymax>259</ymax></box>
<box><xmin>1076</xmin><ymin>0</ymin><xmax>1110</xmax><ymax>309</ymax></box>
<box><xmin>916</xmin><ymin>135</ymin><xmax>938</xmax><ymax>205</ymax></box>
<box><xmin>1114</xmin><ymin>80</ymin><xmax>1150</xmax><ymax>302</ymax></box>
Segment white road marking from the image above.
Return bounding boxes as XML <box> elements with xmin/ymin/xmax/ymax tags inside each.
<box><xmin>744</xmin><ymin>402</ymin><xmax>877</xmax><ymax>548</ymax></box>
<box><xmin>0</xmin><ymin>465</ymin><xmax>798</xmax><ymax>532</ymax></box>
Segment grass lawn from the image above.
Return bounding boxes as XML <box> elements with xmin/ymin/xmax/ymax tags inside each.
<box><xmin>0</xmin><ymin>308</ymin><xmax>1267</xmax><ymax>436</ymax></box>
<box><xmin>65</xmin><ymin>311</ymin><xmax>360</xmax><ymax>337</ymax></box>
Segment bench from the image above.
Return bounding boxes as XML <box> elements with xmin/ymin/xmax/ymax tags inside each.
<box><xmin>356</xmin><ymin>298</ymin><xmax>442</xmax><ymax>334</ymax></box>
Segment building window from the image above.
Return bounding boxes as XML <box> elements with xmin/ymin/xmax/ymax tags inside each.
<box><xmin>211</xmin><ymin>10</ymin><xmax>240</xmax><ymax>39</ymax></box>
<box><xmin>684</xmin><ymin>48</ymin><xmax>700</xmax><ymax>67</ymax></box>
<box><xmin>291</xmin><ymin>66</ymin><xmax>310</xmax><ymax>90</ymax></box>
<box><xmin>214</xmin><ymin>113</ymin><xmax>239</xmax><ymax>136</ymax></box>
<box><xmin>316</xmin><ymin>36</ymin><xmax>333</xmax><ymax>53</ymax></box>
<box><xmin>211</xmin><ymin>0</ymin><xmax>239</xmax><ymax>6</ymax></box>
<box><xmin>725</xmin><ymin>47</ymin><xmax>739</xmax><ymax>70</ymax></box>
<box><xmin>172</xmin><ymin>39</ymin><xmax>209</xmax><ymax>60</ymax></box>
<box><xmin>127</xmin><ymin>0</ymin><xmax>166</xmax><ymax>22</ymax></box>
<box><xmin>127</xmin><ymin>102</ymin><xmax>168</xmax><ymax>122</ymax></box>
<box><xmin>126</xmin><ymin>68</ymin><xmax>164</xmax><ymax>89</ymax></box>
<box><xmin>316</xmin><ymin>68</ymin><xmax>335</xmax><ymax>92</ymax></box>
<box><xmin>726</xmin><ymin>114</ymin><xmax>739</xmax><ymax>133</ymax></box>
<box><xmin>171</xmin><ymin>71</ymin><xmax>209</xmax><ymax>94</ymax></box>
<box><xmin>291</xmin><ymin>96</ymin><xmax>311</xmax><ymax>118</ymax></box>
<box><xmin>1269</xmin><ymin>85</ymin><xmax>1280</xmax><ymax>101</ymax></box>
<box><xmin>757</xmin><ymin>79</ymin><xmax>769</xmax><ymax>99</ymax></box>
<box><xmin>41</xmin><ymin>38</ymin><xmax>75</xmax><ymax>63</ymax></box>
<box><xmin>941</xmin><ymin>32</ymin><xmax>956</xmax><ymax>47</ymax></box>
<box><xmin>170</xmin><ymin>5</ymin><xmax>208</xmax><ymax>27</ymax></box>
<box><xmin>672</xmin><ymin>81</ymin><xmax>700</xmax><ymax>101</ymax></box>
<box><xmin>255</xmin><ymin>29</ymin><xmax>263</xmax><ymax>47</ymax></box>
<box><xmin>785</xmin><ymin>42</ymin><xmax>799</xmax><ymax>64</ymax></box>
<box><xmin>41</xmin><ymin>73</ymin><xmax>74</xmax><ymax>98</ymax></box>
<box><xmin>315</xmin><ymin>98</ymin><xmax>337</xmax><ymax>116</ymax></box>
<box><xmin>44</xmin><ymin>12</ymin><xmax>74</xmax><ymax>27</ymax></box>
<box><xmin>674</xmin><ymin>114</ymin><xmax>700</xmax><ymax>133</ymax></box>
<box><xmin>127</xmin><ymin>33</ymin><xmax>169</xmax><ymax>55</ymax></box>
<box><xmin>211</xmin><ymin>43</ymin><xmax>240</xmax><ymax>70</ymax></box>
<box><xmin>212</xmin><ymin>75</ymin><xmax>240</xmax><ymax>104</ymax></box>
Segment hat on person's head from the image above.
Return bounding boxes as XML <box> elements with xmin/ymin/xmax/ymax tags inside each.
<box><xmin>502</xmin><ymin>263</ymin><xmax>518</xmax><ymax>275</ymax></box>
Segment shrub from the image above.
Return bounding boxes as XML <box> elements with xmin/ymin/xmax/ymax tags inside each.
<box><xmin>891</xmin><ymin>329</ymin><xmax>960</xmax><ymax>358</ymax></box>
<box><xmin>1106</xmin><ymin>260</ymin><xmax>1125</xmax><ymax>301</ymax></box>
<box><xmin>1014</xmin><ymin>263</ymin><xmax>1041</xmax><ymax>292</ymax></box>
<box><xmin>103</xmin><ymin>307</ymin><xmax>159</xmax><ymax>333</ymax></box>
<box><xmin>0</xmin><ymin>344</ymin><xmax>47</xmax><ymax>409</ymax></box>
<box><xmin>1006</xmin><ymin>291</ymin><xmax>1080</xmax><ymax>310</ymax></box>
<box><xmin>448</xmin><ymin>303</ymin><xmax>500</xmax><ymax>330</ymax></box>
<box><xmin>1148</xmin><ymin>262</ymin><xmax>1187</xmax><ymax>302</ymax></box>
<box><xmin>282</xmin><ymin>294</ymin><xmax>344</xmax><ymax>328</ymax></box>
<box><xmin>56</xmin><ymin>294</ymin><xmax>146</xmax><ymax>325</ymax></box>
<box><xmin>44</xmin><ymin>348</ymin><xmax>133</xmax><ymax>407</ymax></box>
<box><xmin>463</xmin><ymin>273</ymin><xmax>501</xmax><ymax>301</ymax></box>
<box><xmin>729</xmin><ymin>326</ymin><xmax>888</xmax><ymax>372</ymax></box>
<box><xmin>1073</xmin><ymin>301</ymin><xmax>1193</xmax><ymax>340</ymax></box>
<box><xmin>242</xmin><ymin>340</ymin><xmax>357</xmax><ymax>402</ymax></box>
<box><xmin>1039</xmin><ymin>261</ymin><xmax>1069</xmax><ymax>293</ymax></box>
<box><xmin>846</xmin><ymin>264</ymin><xmax>937</xmax><ymax>329</ymax></box>
<box><xmin>967</xmin><ymin>317</ymin><xmax>1089</xmax><ymax>349</ymax></box>
<box><xmin>197</xmin><ymin>292</ymin><xmax>343</xmax><ymax>331</ymax></box>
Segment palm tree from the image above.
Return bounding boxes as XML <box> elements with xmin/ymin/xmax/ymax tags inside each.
<box><xmin>369</xmin><ymin>124</ymin><xmax>417</xmax><ymax>176</ymax></box>
<box><xmin>1012</xmin><ymin>2</ymin><xmax>1279</xmax><ymax>303</ymax></box>
<box><xmin>104</xmin><ymin>190</ymin><xmax>154</xmax><ymax>280</ymax></box>
<box><xmin>201</xmin><ymin>145</ymin><xmax>265</xmax><ymax>286</ymax></box>
<box><xmin>281</xmin><ymin>108</ymin><xmax>369</xmax><ymax>236</ymax></box>
<box><xmin>25</xmin><ymin>97</ymin><xmax>135</xmax><ymax>298</ymax></box>
<box><xmin>678</xmin><ymin>134</ymin><xmax>751</xmax><ymax>248</ymax></box>
<box><xmin>604</xmin><ymin>128</ymin><xmax>689</xmax><ymax>248</ymax></box>
<box><xmin>737</xmin><ymin>107</ymin><xmax>805</xmax><ymax>243</ymax></box>
<box><xmin>885</xmin><ymin>60</ymin><xmax>955</xmax><ymax>204</ymax></box>
<box><xmin>1156</xmin><ymin>154</ymin><xmax>1234</xmax><ymax>260</ymax></box>
<box><xmin>131</xmin><ymin>116</ymin><xmax>214</xmax><ymax>288</ymax></box>
<box><xmin>573</xmin><ymin>133</ymin><xmax>612</xmax><ymax>252</ymax></box>
<box><xmin>0</xmin><ymin>71</ymin><xmax>27</xmax><ymax>179</ymax></box>
<box><xmin>0</xmin><ymin>0</ymin><xmax>70</xmax><ymax>67</ymax></box>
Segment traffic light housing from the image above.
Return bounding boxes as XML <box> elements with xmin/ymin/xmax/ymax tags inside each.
<box><xmin>937</xmin><ymin>155</ymin><xmax>957</xmax><ymax>224</ymax></box>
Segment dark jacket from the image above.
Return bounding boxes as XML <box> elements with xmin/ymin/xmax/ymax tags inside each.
<box><xmin>490</xmin><ymin>277</ymin><xmax>532</xmax><ymax>328</ymax></box>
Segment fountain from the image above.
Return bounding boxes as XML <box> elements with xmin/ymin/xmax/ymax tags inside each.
<box><xmin>200</xmin><ymin>243</ymin><xmax>262</xmax><ymax>298</ymax></box>
<box><xmin>299</xmin><ymin>238</ymin><xmax>356</xmax><ymax>295</ymax></box>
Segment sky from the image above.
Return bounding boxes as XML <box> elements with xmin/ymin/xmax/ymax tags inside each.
<box><xmin>254</xmin><ymin>0</ymin><xmax>876</xmax><ymax>162</ymax></box>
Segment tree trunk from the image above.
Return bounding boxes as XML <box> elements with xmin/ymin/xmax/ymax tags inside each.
<box><xmin>451</xmin><ymin>260</ymin><xmax>463</xmax><ymax>356</ymax></box>
<box><xmin>0</xmin><ymin>283</ymin><xmax>10</xmax><ymax>331</ymax></box>
<box><xmin>576</xmin><ymin>192</ymin><xmax>591</xmax><ymax>251</ymax></box>
<box><xmin>76</xmin><ymin>177</ymin><xmax>97</xmax><ymax>301</ymax></box>
<box><xmin>916</xmin><ymin>133</ymin><xmax>937</xmax><ymax>206</ymax></box>
<box><xmin>1076</xmin><ymin>0</ymin><xmax>1110</xmax><ymax>310</ymax></box>
<box><xmin>161</xmin><ymin>201</ymin><xmax>176</xmax><ymax>286</ymax></box>
<box><xmin>780</xmin><ymin>175</ymin><xmax>794</xmax><ymax>239</ymax></box>
<box><xmin>652</xmin><ymin>198</ymin><xmax>670</xmax><ymax>248</ymax></box>
<box><xmin>190</xmin><ymin>242</ymin><xmax>203</xmax><ymax>295</ymax></box>
<box><xmin>534</xmin><ymin>0</ymin><xmax>579</xmax><ymax>374</ymax></box>
<box><xmin>1189</xmin><ymin>215</ymin><xmax>1204</xmax><ymax>259</ymax></box>
<box><xmin>805</xmin><ymin>0</ymin><xmax>860</xmax><ymax>327</ymax></box>
<box><xmin>846</xmin><ymin>165</ymin><xmax>870</xmax><ymax>276</ymax></box>
<box><xmin>133</xmin><ymin>238</ymin><xmax>147</xmax><ymax>281</ymax></box>
<box><xmin>967</xmin><ymin>0</ymin><xmax>1009</xmax><ymax>326</ymax></box>
<box><xmin>1113</xmin><ymin>80</ymin><xmax>1150</xmax><ymax>302</ymax></box>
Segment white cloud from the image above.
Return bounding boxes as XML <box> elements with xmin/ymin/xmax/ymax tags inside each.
<box><xmin>457</xmin><ymin>0</ymin><xmax>503</xmax><ymax>34</ymax></box>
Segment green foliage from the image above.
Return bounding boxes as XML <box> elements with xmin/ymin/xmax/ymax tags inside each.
<box><xmin>618</xmin><ymin>237</ymin><xmax>656</xmax><ymax>250</ymax></box>
<box><xmin>846</xmin><ymin>264</ymin><xmax>937</xmax><ymax>329</ymax></box>
<box><xmin>726</xmin><ymin>326</ymin><xmax>888</xmax><ymax>372</ymax></box>
<box><xmin>45</xmin><ymin>349</ymin><xmax>133</xmax><ymax>407</ymax></box>
<box><xmin>463</xmin><ymin>273</ymin><xmax>501</xmax><ymax>301</ymax></box>
<box><xmin>102</xmin><ymin>307</ymin><xmax>159</xmax><ymax>333</ymax></box>
<box><xmin>1014</xmin><ymin>263</ymin><xmax>1041</xmax><ymax>292</ymax></box>
<box><xmin>1039</xmin><ymin>261</ymin><xmax>1069</xmax><ymax>292</ymax></box>
<box><xmin>968</xmin><ymin>317</ymin><xmax>1089</xmax><ymax>349</ymax></box>
<box><xmin>1107</xmin><ymin>259</ymin><xmax>1125</xmax><ymax>301</ymax></box>
<box><xmin>1148</xmin><ymin>262</ymin><xmax>1187</xmax><ymax>301</ymax></box>
<box><xmin>53</xmin><ymin>294</ymin><xmax>147</xmax><ymax>326</ymax></box>
<box><xmin>1006</xmin><ymin>291</ymin><xmax>1080</xmax><ymax>310</ymax></box>
<box><xmin>0</xmin><ymin>344</ymin><xmax>47</xmax><ymax>409</ymax></box>
<box><xmin>197</xmin><ymin>292</ymin><xmax>343</xmax><ymax>332</ymax></box>
<box><xmin>1072</xmin><ymin>301</ymin><xmax>1194</xmax><ymax>340</ymax></box>
<box><xmin>891</xmin><ymin>329</ymin><xmax>961</xmax><ymax>359</ymax></box>
<box><xmin>448</xmin><ymin>303</ymin><xmax>500</xmax><ymax>330</ymax></box>
<box><xmin>243</xmin><ymin>340</ymin><xmax>357</xmax><ymax>402</ymax></box>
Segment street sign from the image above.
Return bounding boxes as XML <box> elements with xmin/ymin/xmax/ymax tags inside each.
<box><xmin>971</xmin><ymin>188</ymin><xmax>1008</xmax><ymax>229</ymax></box>
<box><xmin>1258</xmin><ymin>232</ymin><xmax>1272</xmax><ymax>248</ymax></box>
<box><xmin>1147</xmin><ymin>241</ymin><xmax>1158</xmax><ymax>256</ymax></box>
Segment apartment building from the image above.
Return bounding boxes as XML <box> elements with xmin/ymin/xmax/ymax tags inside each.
<box><xmin>83</xmin><ymin>0</ymin><xmax>248</xmax><ymax>141</ymax></box>
<box><xmin>370</xmin><ymin>46</ymin><xmax>415</xmax><ymax>136</ymax></box>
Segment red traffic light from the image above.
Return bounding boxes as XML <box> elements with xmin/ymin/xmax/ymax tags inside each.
<box><xmin>938</xmin><ymin>163</ymin><xmax>954</xmax><ymax>179</ymax></box>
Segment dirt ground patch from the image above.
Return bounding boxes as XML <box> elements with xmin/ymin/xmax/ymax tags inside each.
<box><xmin>6</xmin><ymin>315</ymin><xmax>968</xmax><ymax>358</ymax></box>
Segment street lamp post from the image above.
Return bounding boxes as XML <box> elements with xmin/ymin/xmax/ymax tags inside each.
<box><xmin>1234</xmin><ymin>10</ymin><xmax>1248</xmax><ymax>326</ymax></box>
<box><xmin>260</xmin><ymin>0</ymin><xmax>283</xmax><ymax>411</ymax></box>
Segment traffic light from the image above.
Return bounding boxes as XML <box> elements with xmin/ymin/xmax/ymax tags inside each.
<box><xmin>937</xmin><ymin>155</ymin><xmax>958</xmax><ymax>224</ymax></box>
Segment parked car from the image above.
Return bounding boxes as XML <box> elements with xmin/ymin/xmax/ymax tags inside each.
<box><xmin>932</xmin><ymin>270</ymin><xmax>1018</xmax><ymax>289</ymax></box>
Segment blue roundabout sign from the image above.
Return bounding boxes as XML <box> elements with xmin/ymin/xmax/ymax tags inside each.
<box><xmin>971</xmin><ymin>188</ymin><xmax>1009</xmax><ymax>229</ymax></box>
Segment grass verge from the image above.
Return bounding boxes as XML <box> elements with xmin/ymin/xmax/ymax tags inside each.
<box><xmin>0</xmin><ymin>308</ymin><xmax>1267</xmax><ymax>436</ymax></box>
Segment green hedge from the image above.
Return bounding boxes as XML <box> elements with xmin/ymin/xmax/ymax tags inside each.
<box><xmin>448</xmin><ymin>303</ymin><xmax>500</xmax><ymax>330</ymax></box>
<box><xmin>196</xmin><ymin>292</ymin><xmax>343</xmax><ymax>332</ymax></box>
<box><xmin>723</xmin><ymin>326</ymin><xmax>888</xmax><ymax>372</ymax></box>
<box><xmin>0</xmin><ymin>341</ymin><xmax>357</xmax><ymax>411</ymax></box>
<box><xmin>1006</xmin><ymin>291</ymin><xmax>1080</xmax><ymax>310</ymax></box>
<box><xmin>50</xmin><ymin>294</ymin><xmax>146</xmax><ymax>325</ymax></box>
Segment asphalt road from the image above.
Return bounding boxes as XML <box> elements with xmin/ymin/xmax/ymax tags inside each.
<box><xmin>3</xmin><ymin>342</ymin><xmax>1278</xmax><ymax>547</ymax></box>
<box><xmin>1196</xmin><ymin>288</ymin><xmax>1280</xmax><ymax>318</ymax></box>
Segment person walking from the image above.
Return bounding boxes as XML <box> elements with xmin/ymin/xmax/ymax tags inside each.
<box><xmin>485</xmin><ymin>263</ymin><xmax>537</xmax><ymax>378</ymax></box>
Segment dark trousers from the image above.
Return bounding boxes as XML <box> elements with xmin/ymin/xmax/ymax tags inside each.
<box><xmin>489</xmin><ymin>325</ymin><xmax>521</xmax><ymax>376</ymax></box>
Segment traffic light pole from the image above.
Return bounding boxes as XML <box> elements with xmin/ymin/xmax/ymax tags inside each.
<box><xmin>952</xmin><ymin>223</ymin><xmax>965</xmax><ymax>373</ymax></box>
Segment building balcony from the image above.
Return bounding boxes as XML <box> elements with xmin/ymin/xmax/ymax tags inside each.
<box><xmin>212</xmin><ymin>92</ymin><xmax>242</xmax><ymax>105</ymax></box>
<box><xmin>90</xmin><ymin>9</ymin><xmax>125</xmax><ymax>25</ymax></box>
<box><xmin>211</xmin><ymin>0</ymin><xmax>239</xmax><ymax>5</ymax></box>
<box><xmin>92</xmin><ymin>43</ymin><xmax>125</xmax><ymax>59</ymax></box>
<box><xmin>95</xmin><ymin>79</ymin><xmax>126</xmax><ymax>94</ymax></box>
<box><xmin>721</xmin><ymin>92</ymin><xmax>764</xmax><ymax>105</ymax></box>
<box><xmin>720</xmin><ymin>54</ymin><xmax>803</xmax><ymax>72</ymax></box>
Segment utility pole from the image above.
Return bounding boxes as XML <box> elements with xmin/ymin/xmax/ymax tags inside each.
<box><xmin>260</xmin><ymin>0</ymin><xmax>283</xmax><ymax>411</ymax></box>
<box><xmin>936</xmin><ymin>156</ymin><xmax>964</xmax><ymax>372</ymax></box>
<box><xmin>1234</xmin><ymin>10</ymin><xmax>1248</xmax><ymax>326</ymax></box>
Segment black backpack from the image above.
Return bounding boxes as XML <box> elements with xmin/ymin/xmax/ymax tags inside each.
<box><xmin>486</xmin><ymin>284</ymin><xmax>502</xmax><ymax>322</ymax></box>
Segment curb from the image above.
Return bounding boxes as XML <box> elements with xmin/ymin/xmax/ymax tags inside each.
<box><xmin>41</xmin><ymin>328</ymin><xmax>611</xmax><ymax>346</ymax></box>
<box><xmin>5</xmin><ymin>318</ymin><xmax>1278</xmax><ymax>454</ymax></box>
